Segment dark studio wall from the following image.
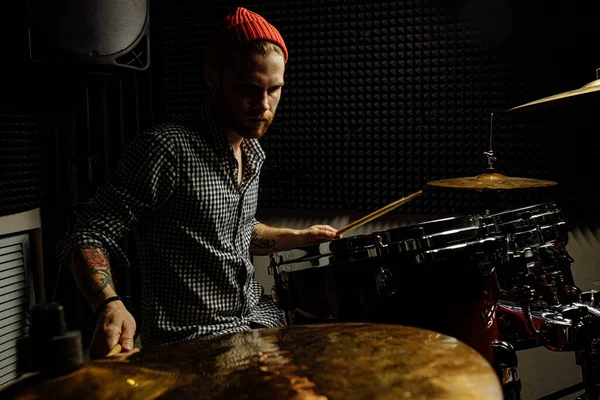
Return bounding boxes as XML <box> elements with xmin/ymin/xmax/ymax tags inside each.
<box><xmin>0</xmin><ymin>1</ymin><xmax>157</xmax><ymax>344</ymax></box>
<box><xmin>157</xmin><ymin>0</ymin><xmax>600</xmax><ymax>226</ymax></box>
<box><xmin>0</xmin><ymin>2</ymin><xmax>52</xmax><ymax>218</ymax></box>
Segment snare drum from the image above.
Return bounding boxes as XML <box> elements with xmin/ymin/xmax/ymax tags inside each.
<box><xmin>269</xmin><ymin>233</ymin><xmax>383</xmax><ymax>324</ymax></box>
<box><xmin>270</xmin><ymin>213</ymin><xmax>504</xmax><ymax>363</ymax></box>
<box><xmin>479</xmin><ymin>202</ymin><xmax>575</xmax><ymax>305</ymax></box>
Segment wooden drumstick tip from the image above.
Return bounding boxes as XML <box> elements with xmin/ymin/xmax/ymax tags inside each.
<box><xmin>106</xmin><ymin>343</ymin><xmax>122</xmax><ymax>357</ymax></box>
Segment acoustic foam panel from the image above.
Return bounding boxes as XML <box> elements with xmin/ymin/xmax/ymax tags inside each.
<box><xmin>0</xmin><ymin>106</ymin><xmax>50</xmax><ymax>218</ymax></box>
<box><xmin>159</xmin><ymin>0</ymin><xmax>600</xmax><ymax>224</ymax></box>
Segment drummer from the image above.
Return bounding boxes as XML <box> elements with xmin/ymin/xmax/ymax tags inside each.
<box><xmin>56</xmin><ymin>7</ymin><xmax>337</xmax><ymax>359</ymax></box>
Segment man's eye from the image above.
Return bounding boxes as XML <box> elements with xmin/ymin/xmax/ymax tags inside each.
<box><xmin>239</xmin><ymin>84</ymin><xmax>258</xmax><ymax>93</ymax></box>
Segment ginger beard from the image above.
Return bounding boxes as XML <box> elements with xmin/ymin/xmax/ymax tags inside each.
<box><xmin>212</xmin><ymin>50</ymin><xmax>285</xmax><ymax>140</ymax></box>
<box><xmin>227</xmin><ymin>103</ymin><xmax>275</xmax><ymax>140</ymax></box>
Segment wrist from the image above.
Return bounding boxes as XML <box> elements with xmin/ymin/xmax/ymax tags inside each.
<box><xmin>90</xmin><ymin>288</ymin><xmax>118</xmax><ymax>311</ymax></box>
<box><xmin>291</xmin><ymin>228</ymin><xmax>303</xmax><ymax>237</ymax></box>
<box><xmin>94</xmin><ymin>296</ymin><xmax>123</xmax><ymax>318</ymax></box>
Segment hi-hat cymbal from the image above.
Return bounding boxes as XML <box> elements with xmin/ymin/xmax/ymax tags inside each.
<box><xmin>3</xmin><ymin>323</ymin><xmax>504</xmax><ymax>399</ymax></box>
<box><xmin>428</xmin><ymin>172</ymin><xmax>557</xmax><ymax>190</ymax></box>
<box><xmin>507</xmin><ymin>78</ymin><xmax>600</xmax><ymax>111</ymax></box>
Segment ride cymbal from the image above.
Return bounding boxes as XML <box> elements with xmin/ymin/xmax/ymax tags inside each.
<box><xmin>428</xmin><ymin>172</ymin><xmax>557</xmax><ymax>190</ymax></box>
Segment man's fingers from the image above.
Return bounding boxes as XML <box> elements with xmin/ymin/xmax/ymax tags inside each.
<box><xmin>120</xmin><ymin>338</ymin><xmax>134</xmax><ymax>352</ymax></box>
<box><xmin>120</xmin><ymin>319</ymin><xmax>136</xmax><ymax>351</ymax></box>
<box><xmin>104</xmin><ymin>325</ymin><xmax>121</xmax><ymax>350</ymax></box>
<box><xmin>314</xmin><ymin>226</ymin><xmax>337</xmax><ymax>237</ymax></box>
<box><xmin>315</xmin><ymin>224</ymin><xmax>336</xmax><ymax>231</ymax></box>
<box><xmin>299</xmin><ymin>226</ymin><xmax>338</xmax><ymax>245</ymax></box>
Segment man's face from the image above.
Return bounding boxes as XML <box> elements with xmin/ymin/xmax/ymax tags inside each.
<box><xmin>215</xmin><ymin>50</ymin><xmax>285</xmax><ymax>139</ymax></box>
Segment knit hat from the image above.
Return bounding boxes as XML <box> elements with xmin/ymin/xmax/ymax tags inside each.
<box><xmin>204</xmin><ymin>7</ymin><xmax>288</xmax><ymax>66</ymax></box>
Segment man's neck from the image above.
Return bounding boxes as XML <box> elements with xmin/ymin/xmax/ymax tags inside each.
<box><xmin>209</xmin><ymin>99</ymin><xmax>244</xmax><ymax>152</ymax></box>
<box><xmin>224</xmin><ymin>129</ymin><xmax>244</xmax><ymax>153</ymax></box>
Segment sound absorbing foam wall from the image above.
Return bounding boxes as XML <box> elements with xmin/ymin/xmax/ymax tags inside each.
<box><xmin>158</xmin><ymin>0</ymin><xmax>600</xmax><ymax>224</ymax></box>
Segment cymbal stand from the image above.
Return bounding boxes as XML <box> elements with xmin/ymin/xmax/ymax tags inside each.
<box><xmin>481</xmin><ymin>112</ymin><xmax>501</xmax><ymax>215</ymax></box>
<box><xmin>480</xmin><ymin>189</ymin><xmax>502</xmax><ymax>216</ymax></box>
<box><xmin>485</xmin><ymin>112</ymin><xmax>497</xmax><ymax>175</ymax></box>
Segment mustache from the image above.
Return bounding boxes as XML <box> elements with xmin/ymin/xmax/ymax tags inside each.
<box><xmin>246</xmin><ymin>112</ymin><xmax>272</xmax><ymax>119</ymax></box>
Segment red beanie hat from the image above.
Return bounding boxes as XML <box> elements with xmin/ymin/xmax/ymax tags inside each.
<box><xmin>204</xmin><ymin>7</ymin><xmax>288</xmax><ymax>66</ymax></box>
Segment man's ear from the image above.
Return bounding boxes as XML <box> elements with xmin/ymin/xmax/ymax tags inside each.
<box><xmin>204</xmin><ymin>65</ymin><xmax>219</xmax><ymax>93</ymax></box>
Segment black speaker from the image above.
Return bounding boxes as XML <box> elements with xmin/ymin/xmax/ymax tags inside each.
<box><xmin>26</xmin><ymin>0</ymin><xmax>150</xmax><ymax>71</ymax></box>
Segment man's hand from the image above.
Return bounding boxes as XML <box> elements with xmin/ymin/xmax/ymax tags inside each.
<box><xmin>250</xmin><ymin>224</ymin><xmax>338</xmax><ymax>255</ymax></box>
<box><xmin>69</xmin><ymin>247</ymin><xmax>137</xmax><ymax>359</ymax></box>
<box><xmin>296</xmin><ymin>225</ymin><xmax>338</xmax><ymax>246</ymax></box>
<box><xmin>89</xmin><ymin>300</ymin><xmax>137</xmax><ymax>359</ymax></box>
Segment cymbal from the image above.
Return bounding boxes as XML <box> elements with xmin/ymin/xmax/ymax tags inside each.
<box><xmin>428</xmin><ymin>172</ymin><xmax>557</xmax><ymax>190</ymax></box>
<box><xmin>507</xmin><ymin>78</ymin><xmax>600</xmax><ymax>111</ymax></box>
<box><xmin>4</xmin><ymin>323</ymin><xmax>504</xmax><ymax>399</ymax></box>
<box><xmin>2</xmin><ymin>361</ymin><xmax>179</xmax><ymax>400</ymax></box>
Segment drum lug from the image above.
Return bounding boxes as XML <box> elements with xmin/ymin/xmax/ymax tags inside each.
<box><xmin>271</xmin><ymin>285</ymin><xmax>278</xmax><ymax>305</ymax></box>
<box><xmin>373</xmin><ymin>234</ymin><xmax>387</xmax><ymax>257</ymax></box>
<box><xmin>268</xmin><ymin>253</ymin><xmax>279</xmax><ymax>275</ymax></box>
<box><xmin>578</xmin><ymin>289</ymin><xmax>598</xmax><ymax>306</ymax></box>
<box><xmin>376</xmin><ymin>267</ymin><xmax>396</xmax><ymax>297</ymax></box>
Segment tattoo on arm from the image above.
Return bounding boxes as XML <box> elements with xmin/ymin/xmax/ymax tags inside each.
<box><xmin>72</xmin><ymin>248</ymin><xmax>115</xmax><ymax>298</ymax></box>
<box><xmin>250</xmin><ymin>228</ymin><xmax>276</xmax><ymax>252</ymax></box>
<box><xmin>84</xmin><ymin>269</ymin><xmax>114</xmax><ymax>296</ymax></box>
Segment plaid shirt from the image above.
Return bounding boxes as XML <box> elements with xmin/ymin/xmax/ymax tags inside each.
<box><xmin>56</xmin><ymin>100</ymin><xmax>285</xmax><ymax>347</ymax></box>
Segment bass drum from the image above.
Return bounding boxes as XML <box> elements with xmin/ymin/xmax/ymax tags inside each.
<box><xmin>270</xmin><ymin>213</ymin><xmax>504</xmax><ymax>363</ymax></box>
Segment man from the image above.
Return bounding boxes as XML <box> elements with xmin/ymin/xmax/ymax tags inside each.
<box><xmin>56</xmin><ymin>7</ymin><xmax>337</xmax><ymax>359</ymax></box>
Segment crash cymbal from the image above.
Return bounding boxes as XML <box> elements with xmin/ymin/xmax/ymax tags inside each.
<box><xmin>2</xmin><ymin>323</ymin><xmax>503</xmax><ymax>399</ymax></box>
<box><xmin>428</xmin><ymin>172</ymin><xmax>557</xmax><ymax>190</ymax></box>
<box><xmin>507</xmin><ymin>77</ymin><xmax>600</xmax><ymax>111</ymax></box>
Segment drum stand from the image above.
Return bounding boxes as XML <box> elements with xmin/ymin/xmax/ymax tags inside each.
<box><xmin>493</xmin><ymin>340</ymin><xmax>522</xmax><ymax>400</ymax></box>
<box><xmin>502</xmin><ymin>287</ymin><xmax>600</xmax><ymax>400</ymax></box>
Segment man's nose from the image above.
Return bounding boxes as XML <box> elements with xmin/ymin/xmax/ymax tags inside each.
<box><xmin>252</xmin><ymin>91</ymin><xmax>270</xmax><ymax>110</ymax></box>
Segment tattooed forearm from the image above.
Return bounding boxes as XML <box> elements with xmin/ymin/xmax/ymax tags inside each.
<box><xmin>84</xmin><ymin>268</ymin><xmax>114</xmax><ymax>296</ymax></box>
<box><xmin>71</xmin><ymin>247</ymin><xmax>115</xmax><ymax>300</ymax></box>
<box><xmin>250</xmin><ymin>228</ymin><xmax>276</xmax><ymax>252</ymax></box>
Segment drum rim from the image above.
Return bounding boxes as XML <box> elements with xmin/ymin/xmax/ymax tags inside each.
<box><xmin>274</xmin><ymin>235</ymin><xmax>505</xmax><ymax>274</ymax></box>
<box><xmin>482</xmin><ymin>201</ymin><xmax>561</xmax><ymax>219</ymax></box>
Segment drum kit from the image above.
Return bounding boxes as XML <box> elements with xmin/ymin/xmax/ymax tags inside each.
<box><xmin>268</xmin><ymin>73</ymin><xmax>600</xmax><ymax>400</ymax></box>
<box><xmin>2</xmin><ymin>73</ymin><xmax>600</xmax><ymax>400</ymax></box>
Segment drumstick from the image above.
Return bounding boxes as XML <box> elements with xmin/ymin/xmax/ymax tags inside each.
<box><xmin>106</xmin><ymin>343</ymin><xmax>122</xmax><ymax>357</ymax></box>
<box><xmin>335</xmin><ymin>189</ymin><xmax>423</xmax><ymax>238</ymax></box>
